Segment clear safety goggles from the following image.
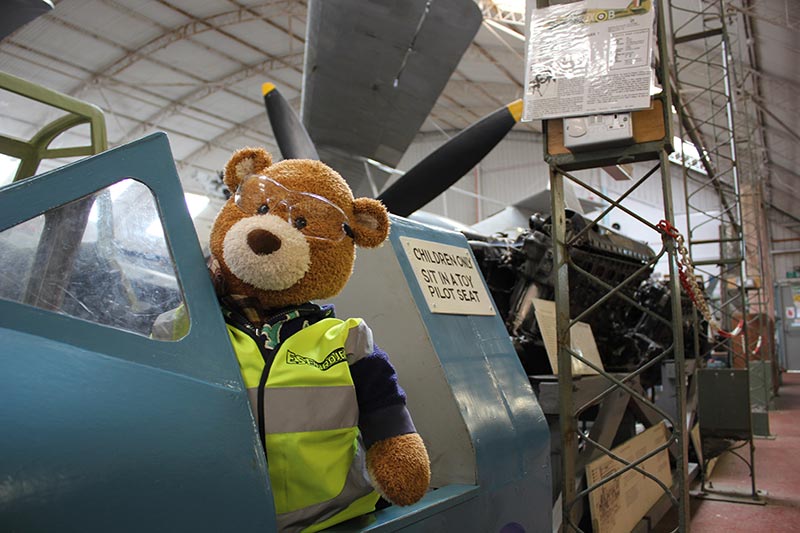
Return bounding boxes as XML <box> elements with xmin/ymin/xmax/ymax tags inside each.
<box><xmin>234</xmin><ymin>175</ymin><xmax>353</xmax><ymax>242</ymax></box>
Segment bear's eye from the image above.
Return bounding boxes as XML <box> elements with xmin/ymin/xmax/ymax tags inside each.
<box><xmin>293</xmin><ymin>216</ymin><xmax>307</xmax><ymax>230</ymax></box>
<box><xmin>257</xmin><ymin>204</ymin><xmax>269</xmax><ymax>215</ymax></box>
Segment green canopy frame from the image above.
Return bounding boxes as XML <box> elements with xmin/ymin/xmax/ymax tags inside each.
<box><xmin>0</xmin><ymin>71</ymin><xmax>107</xmax><ymax>182</ymax></box>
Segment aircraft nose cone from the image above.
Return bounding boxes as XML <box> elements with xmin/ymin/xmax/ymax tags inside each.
<box><xmin>247</xmin><ymin>229</ymin><xmax>282</xmax><ymax>255</ymax></box>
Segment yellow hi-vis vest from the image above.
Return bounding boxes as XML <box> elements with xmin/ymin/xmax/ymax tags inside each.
<box><xmin>228</xmin><ymin>317</ymin><xmax>380</xmax><ymax>533</ymax></box>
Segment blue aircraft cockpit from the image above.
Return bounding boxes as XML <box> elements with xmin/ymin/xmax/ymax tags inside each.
<box><xmin>0</xmin><ymin>133</ymin><xmax>551</xmax><ymax>532</ymax></box>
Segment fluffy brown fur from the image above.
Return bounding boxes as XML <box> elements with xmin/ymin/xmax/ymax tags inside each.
<box><xmin>211</xmin><ymin>148</ymin><xmax>390</xmax><ymax>307</ymax></box>
<box><xmin>212</xmin><ymin>147</ymin><xmax>430</xmax><ymax>508</ymax></box>
<box><xmin>366</xmin><ymin>433</ymin><xmax>431</xmax><ymax>506</ymax></box>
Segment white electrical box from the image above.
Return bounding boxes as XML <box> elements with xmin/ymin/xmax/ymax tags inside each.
<box><xmin>563</xmin><ymin>113</ymin><xmax>634</xmax><ymax>151</ymax></box>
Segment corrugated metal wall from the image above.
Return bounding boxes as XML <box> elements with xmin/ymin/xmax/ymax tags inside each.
<box><xmin>771</xmin><ymin>223</ymin><xmax>800</xmax><ymax>280</ymax></box>
<box><xmin>394</xmin><ymin>131</ymin><xmax>722</xmax><ymax>240</ymax></box>
<box><xmin>393</xmin><ymin>131</ymin><xmax>551</xmax><ymax>224</ymax></box>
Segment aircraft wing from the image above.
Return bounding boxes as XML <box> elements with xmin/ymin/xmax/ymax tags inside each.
<box><xmin>2</xmin><ymin>0</ymin><xmax>53</xmax><ymax>41</ymax></box>
<box><xmin>302</xmin><ymin>0</ymin><xmax>482</xmax><ymax>197</ymax></box>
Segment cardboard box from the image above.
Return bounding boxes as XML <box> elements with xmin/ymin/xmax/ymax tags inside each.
<box><xmin>586</xmin><ymin>421</ymin><xmax>672</xmax><ymax>533</ymax></box>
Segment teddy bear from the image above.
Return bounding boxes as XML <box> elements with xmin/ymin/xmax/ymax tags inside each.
<box><xmin>207</xmin><ymin>146</ymin><xmax>430</xmax><ymax>532</ymax></box>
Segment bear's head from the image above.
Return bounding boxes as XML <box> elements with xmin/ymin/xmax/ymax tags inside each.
<box><xmin>209</xmin><ymin>147</ymin><xmax>390</xmax><ymax>308</ymax></box>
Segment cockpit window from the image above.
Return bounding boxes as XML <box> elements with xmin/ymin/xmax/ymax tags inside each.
<box><xmin>0</xmin><ymin>178</ymin><xmax>189</xmax><ymax>340</ymax></box>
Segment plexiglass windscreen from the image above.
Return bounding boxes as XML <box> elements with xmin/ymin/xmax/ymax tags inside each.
<box><xmin>0</xmin><ymin>178</ymin><xmax>188</xmax><ymax>340</ymax></box>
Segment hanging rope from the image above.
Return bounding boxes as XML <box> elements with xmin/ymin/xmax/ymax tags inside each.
<box><xmin>752</xmin><ymin>335</ymin><xmax>763</xmax><ymax>356</ymax></box>
<box><xmin>657</xmin><ymin>219</ymin><xmax>743</xmax><ymax>338</ymax></box>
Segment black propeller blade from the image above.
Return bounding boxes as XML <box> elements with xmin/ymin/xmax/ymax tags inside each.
<box><xmin>377</xmin><ymin>100</ymin><xmax>523</xmax><ymax>217</ymax></box>
<box><xmin>262</xmin><ymin>82</ymin><xmax>523</xmax><ymax>218</ymax></box>
<box><xmin>262</xmin><ymin>82</ymin><xmax>319</xmax><ymax>160</ymax></box>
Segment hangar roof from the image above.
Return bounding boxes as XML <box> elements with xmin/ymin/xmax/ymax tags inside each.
<box><xmin>0</xmin><ymin>0</ymin><xmax>798</xmax><ymax>227</ymax></box>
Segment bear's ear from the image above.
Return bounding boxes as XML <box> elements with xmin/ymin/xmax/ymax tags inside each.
<box><xmin>223</xmin><ymin>147</ymin><xmax>273</xmax><ymax>192</ymax></box>
<box><xmin>350</xmin><ymin>198</ymin><xmax>390</xmax><ymax>248</ymax></box>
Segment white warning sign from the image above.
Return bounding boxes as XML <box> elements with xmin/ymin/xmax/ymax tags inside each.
<box><xmin>400</xmin><ymin>236</ymin><xmax>495</xmax><ymax>316</ymax></box>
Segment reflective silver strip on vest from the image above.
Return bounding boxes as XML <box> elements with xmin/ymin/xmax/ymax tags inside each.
<box><xmin>276</xmin><ymin>435</ymin><xmax>375</xmax><ymax>533</ymax></box>
<box><xmin>247</xmin><ymin>385</ymin><xmax>358</xmax><ymax>434</ymax></box>
<box><xmin>245</xmin><ymin>384</ymin><xmax>373</xmax><ymax>532</ymax></box>
<box><xmin>344</xmin><ymin>320</ymin><xmax>373</xmax><ymax>365</ymax></box>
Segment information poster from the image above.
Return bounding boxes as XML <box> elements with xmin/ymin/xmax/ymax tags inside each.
<box><xmin>400</xmin><ymin>237</ymin><xmax>495</xmax><ymax>316</ymax></box>
<box><xmin>523</xmin><ymin>0</ymin><xmax>655</xmax><ymax>121</ymax></box>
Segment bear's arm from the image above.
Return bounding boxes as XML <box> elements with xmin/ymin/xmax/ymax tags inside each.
<box><xmin>345</xmin><ymin>320</ymin><xmax>417</xmax><ymax>448</ymax></box>
<box><xmin>345</xmin><ymin>320</ymin><xmax>431</xmax><ymax>505</ymax></box>
<box><xmin>350</xmin><ymin>345</ymin><xmax>417</xmax><ymax>448</ymax></box>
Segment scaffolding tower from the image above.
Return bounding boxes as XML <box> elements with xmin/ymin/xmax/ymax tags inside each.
<box><xmin>667</xmin><ymin>0</ymin><xmax>767</xmax><ymax>503</ymax></box>
<box><xmin>731</xmin><ymin>1</ymin><xmax>778</xmax><ymax>433</ymax></box>
<box><xmin>536</xmin><ymin>1</ymin><xmax>692</xmax><ymax>530</ymax></box>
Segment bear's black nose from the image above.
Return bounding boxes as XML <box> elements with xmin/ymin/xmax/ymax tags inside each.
<box><xmin>247</xmin><ymin>229</ymin><xmax>282</xmax><ymax>255</ymax></box>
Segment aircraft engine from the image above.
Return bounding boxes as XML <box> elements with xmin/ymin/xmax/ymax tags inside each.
<box><xmin>469</xmin><ymin>210</ymin><xmax>705</xmax><ymax>385</ymax></box>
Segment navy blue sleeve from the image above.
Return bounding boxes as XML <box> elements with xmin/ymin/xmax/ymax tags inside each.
<box><xmin>351</xmin><ymin>344</ymin><xmax>417</xmax><ymax>448</ymax></box>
